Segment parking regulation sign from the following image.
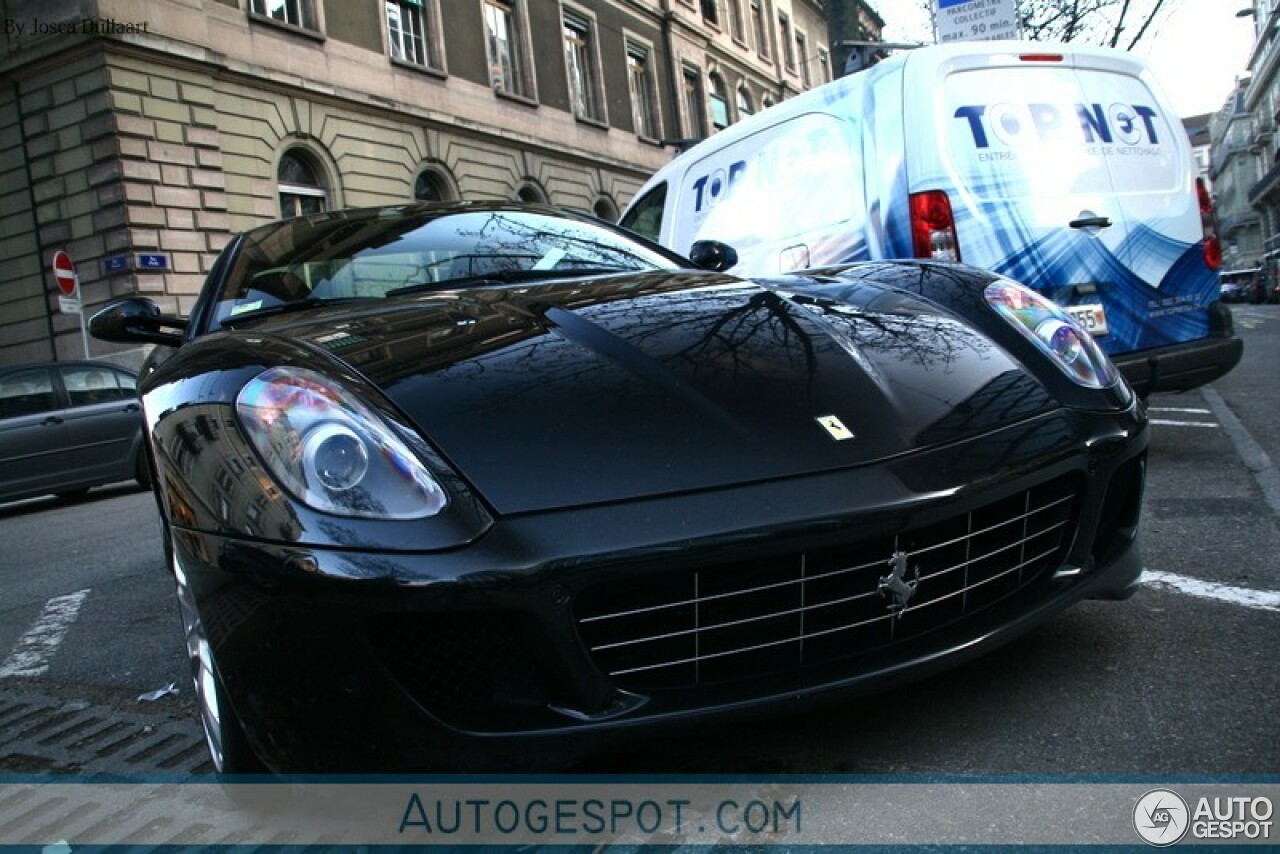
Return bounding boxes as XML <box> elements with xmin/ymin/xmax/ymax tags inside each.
<box><xmin>934</xmin><ymin>0</ymin><xmax>1020</xmax><ymax>43</ymax></box>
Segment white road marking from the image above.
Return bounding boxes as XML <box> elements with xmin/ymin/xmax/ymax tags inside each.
<box><xmin>1149</xmin><ymin>419</ymin><xmax>1219</xmax><ymax>428</ymax></box>
<box><xmin>1149</xmin><ymin>407</ymin><xmax>1211</xmax><ymax>415</ymax></box>
<box><xmin>0</xmin><ymin>589</ymin><xmax>92</xmax><ymax>678</ymax></box>
<box><xmin>1141</xmin><ymin>570</ymin><xmax>1280</xmax><ymax>613</ymax></box>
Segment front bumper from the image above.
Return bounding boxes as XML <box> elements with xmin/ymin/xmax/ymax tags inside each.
<box><xmin>174</xmin><ymin>404</ymin><xmax>1147</xmax><ymax>773</ymax></box>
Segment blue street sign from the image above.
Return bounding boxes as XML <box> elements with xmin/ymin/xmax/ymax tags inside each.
<box><xmin>102</xmin><ymin>255</ymin><xmax>130</xmax><ymax>275</ymax></box>
<box><xmin>137</xmin><ymin>253</ymin><xmax>169</xmax><ymax>270</ymax></box>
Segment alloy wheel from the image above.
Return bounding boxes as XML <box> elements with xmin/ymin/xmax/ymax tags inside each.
<box><xmin>173</xmin><ymin>553</ymin><xmax>227</xmax><ymax>773</ymax></box>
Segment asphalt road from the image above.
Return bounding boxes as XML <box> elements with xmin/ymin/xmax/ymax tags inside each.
<box><xmin>1</xmin><ymin>305</ymin><xmax>1277</xmax><ymax>776</ymax></box>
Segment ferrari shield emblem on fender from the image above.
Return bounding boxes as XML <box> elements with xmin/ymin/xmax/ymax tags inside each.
<box><xmin>816</xmin><ymin>414</ymin><xmax>854</xmax><ymax>441</ymax></box>
<box><xmin>879</xmin><ymin>550</ymin><xmax>919</xmax><ymax>614</ymax></box>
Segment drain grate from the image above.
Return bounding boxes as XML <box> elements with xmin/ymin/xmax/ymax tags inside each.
<box><xmin>0</xmin><ymin>687</ymin><xmax>211</xmax><ymax>775</ymax></box>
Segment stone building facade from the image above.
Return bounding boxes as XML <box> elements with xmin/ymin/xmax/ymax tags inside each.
<box><xmin>1204</xmin><ymin>0</ymin><xmax>1280</xmax><ymax>283</ymax></box>
<box><xmin>0</xmin><ymin>0</ymin><xmax>831</xmax><ymax>366</ymax></box>
<box><xmin>1210</xmin><ymin>81</ymin><xmax>1264</xmax><ymax>276</ymax></box>
<box><xmin>1239</xmin><ymin>0</ymin><xmax>1280</xmax><ymax>283</ymax></box>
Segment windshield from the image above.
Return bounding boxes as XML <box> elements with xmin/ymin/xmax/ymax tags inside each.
<box><xmin>212</xmin><ymin>207</ymin><xmax>681</xmax><ymax>327</ymax></box>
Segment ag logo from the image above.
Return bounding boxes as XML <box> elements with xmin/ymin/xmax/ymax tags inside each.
<box><xmin>1133</xmin><ymin>789</ymin><xmax>1190</xmax><ymax>846</ymax></box>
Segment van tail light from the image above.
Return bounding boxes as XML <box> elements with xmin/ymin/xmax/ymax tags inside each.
<box><xmin>910</xmin><ymin>190</ymin><xmax>961</xmax><ymax>262</ymax></box>
<box><xmin>1197</xmin><ymin>178</ymin><xmax>1222</xmax><ymax>271</ymax></box>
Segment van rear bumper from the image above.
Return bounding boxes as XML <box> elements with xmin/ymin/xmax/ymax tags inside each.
<box><xmin>1111</xmin><ymin>302</ymin><xmax>1244</xmax><ymax>396</ymax></box>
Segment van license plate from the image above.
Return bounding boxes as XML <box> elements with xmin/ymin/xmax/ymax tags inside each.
<box><xmin>1068</xmin><ymin>303</ymin><xmax>1108</xmax><ymax>336</ymax></box>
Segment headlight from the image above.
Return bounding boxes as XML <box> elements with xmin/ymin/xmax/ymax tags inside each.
<box><xmin>984</xmin><ymin>279</ymin><xmax>1118</xmax><ymax>389</ymax></box>
<box><xmin>236</xmin><ymin>367</ymin><xmax>448</xmax><ymax>519</ymax></box>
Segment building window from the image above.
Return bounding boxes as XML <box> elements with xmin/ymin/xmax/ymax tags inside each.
<box><xmin>516</xmin><ymin>183</ymin><xmax>546</xmax><ymax>203</ymax></box>
<box><xmin>627</xmin><ymin>42</ymin><xmax>659</xmax><ymax>140</ymax></box>
<box><xmin>750</xmin><ymin>0</ymin><xmax>769</xmax><ymax>58</ymax></box>
<box><xmin>278</xmin><ymin>150</ymin><xmax>327</xmax><ymax>217</ymax></box>
<box><xmin>485</xmin><ymin>0</ymin><xmax>529</xmax><ymax>97</ymax></box>
<box><xmin>251</xmin><ymin>0</ymin><xmax>317</xmax><ymax>30</ymax></box>
<box><xmin>683</xmin><ymin>65</ymin><xmax>707</xmax><ymax>139</ymax></box>
<box><xmin>563</xmin><ymin>10</ymin><xmax>603</xmax><ymax>122</ymax></box>
<box><xmin>708</xmin><ymin>73</ymin><xmax>729</xmax><ymax>130</ymax></box>
<box><xmin>386</xmin><ymin>0</ymin><xmax>439</xmax><ymax>69</ymax></box>
<box><xmin>818</xmin><ymin>48</ymin><xmax>830</xmax><ymax>84</ymax></box>
<box><xmin>795</xmin><ymin>30</ymin><xmax>810</xmax><ymax>86</ymax></box>
<box><xmin>701</xmin><ymin>0</ymin><xmax>719</xmax><ymax>27</ymax></box>
<box><xmin>779</xmin><ymin>12</ymin><xmax>794</xmax><ymax>70</ymax></box>
<box><xmin>414</xmin><ymin>168</ymin><xmax>454</xmax><ymax>202</ymax></box>
<box><xmin>594</xmin><ymin>197</ymin><xmax>618</xmax><ymax>221</ymax></box>
<box><xmin>728</xmin><ymin>0</ymin><xmax>746</xmax><ymax>42</ymax></box>
<box><xmin>737</xmin><ymin>87</ymin><xmax>753</xmax><ymax>119</ymax></box>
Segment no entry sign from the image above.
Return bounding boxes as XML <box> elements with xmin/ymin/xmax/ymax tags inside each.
<box><xmin>52</xmin><ymin>250</ymin><xmax>78</xmax><ymax>297</ymax></box>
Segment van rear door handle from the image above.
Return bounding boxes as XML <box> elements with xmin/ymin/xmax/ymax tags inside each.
<box><xmin>1069</xmin><ymin>216</ymin><xmax>1113</xmax><ymax>229</ymax></box>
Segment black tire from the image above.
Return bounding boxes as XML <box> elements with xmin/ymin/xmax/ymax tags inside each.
<box><xmin>135</xmin><ymin>448</ymin><xmax>153</xmax><ymax>490</ymax></box>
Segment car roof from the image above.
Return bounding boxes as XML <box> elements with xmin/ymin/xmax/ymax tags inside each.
<box><xmin>0</xmin><ymin>360</ymin><xmax>138</xmax><ymax>375</ymax></box>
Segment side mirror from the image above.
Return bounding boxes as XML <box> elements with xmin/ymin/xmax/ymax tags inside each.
<box><xmin>688</xmin><ymin>239</ymin><xmax>739</xmax><ymax>273</ymax></box>
<box><xmin>90</xmin><ymin>298</ymin><xmax>187</xmax><ymax>347</ymax></box>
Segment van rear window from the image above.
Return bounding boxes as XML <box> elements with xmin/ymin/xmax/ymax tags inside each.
<box><xmin>940</xmin><ymin>66</ymin><xmax>1182</xmax><ymax>200</ymax></box>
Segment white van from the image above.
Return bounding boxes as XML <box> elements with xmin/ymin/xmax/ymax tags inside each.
<box><xmin>620</xmin><ymin>41</ymin><xmax>1242</xmax><ymax>396</ymax></box>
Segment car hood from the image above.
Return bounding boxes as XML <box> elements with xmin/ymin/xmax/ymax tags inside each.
<box><xmin>270</xmin><ymin>272</ymin><xmax>1055</xmax><ymax>514</ymax></box>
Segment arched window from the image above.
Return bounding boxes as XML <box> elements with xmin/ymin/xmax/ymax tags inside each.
<box><xmin>737</xmin><ymin>87</ymin><xmax>754</xmax><ymax>119</ymax></box>
<box><xmin>708</xmin><ymin>72</ymin><xmax>729</xmax><ymax>129</ymax></box>
<box><xmin>516</xmin><ymin>183</ymin><xmax>546</xmax><ymax>204</ymax></box>
<box><xmin>593</xmin><ymin>197</ymin><xmax>618</xmax><ymax>221</ymax></box>
<box><xmin>682</xmin><ymin>65</ymin><xmax>706</xmax><ymax>138</ymax></box>
<box><xmin>278</xmin><ymin>150</ymin><xmax>328</xmax><ymax>217</ymax></box>
<box><xmin>414</xmin><ymin>169</ymin><xmax>454</xmax><ymax>202</ymax></box>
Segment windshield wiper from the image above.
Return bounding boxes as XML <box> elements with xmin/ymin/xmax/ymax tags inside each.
<box><xmin>221</xmin><ymin>296</ymin><xmax>376</xmax><ymax>326</ymax></box>
<box><xmin>386</xmin><ymin>267</ymin><xmax>636</xmax><ymax>297</ymax></box>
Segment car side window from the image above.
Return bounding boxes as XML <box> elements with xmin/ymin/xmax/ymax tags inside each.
<box><xmin>619</xmin><ymin>182</ymin><xmax>667</xmax><ymax>242</ymax></box>
<box><xmin>0</xmin><ymin>367</ymin><xmax>56</xmax><ymax>418</ymax></box>
<box><xmin>62</xmin><ymin>366</ymin><xmax>129</xmax><ymax>407</ymax></box>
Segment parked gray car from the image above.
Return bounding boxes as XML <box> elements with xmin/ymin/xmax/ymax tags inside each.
<box><xmin>0</xmin><ymin>360</ymin><xmax>148</xmax><ymax>503</ymax></box>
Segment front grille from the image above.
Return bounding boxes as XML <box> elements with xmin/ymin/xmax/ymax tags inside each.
<box><xmin>576</xmin><ymin>476</ymin><xmax>1079</xmax><ymax>691</ymax></box>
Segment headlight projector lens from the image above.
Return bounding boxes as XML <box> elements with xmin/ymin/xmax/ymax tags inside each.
<box><xmin>304</xmin><ymin>424</ymin><xmax>370</xmax><ymax>492</ymax></box>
